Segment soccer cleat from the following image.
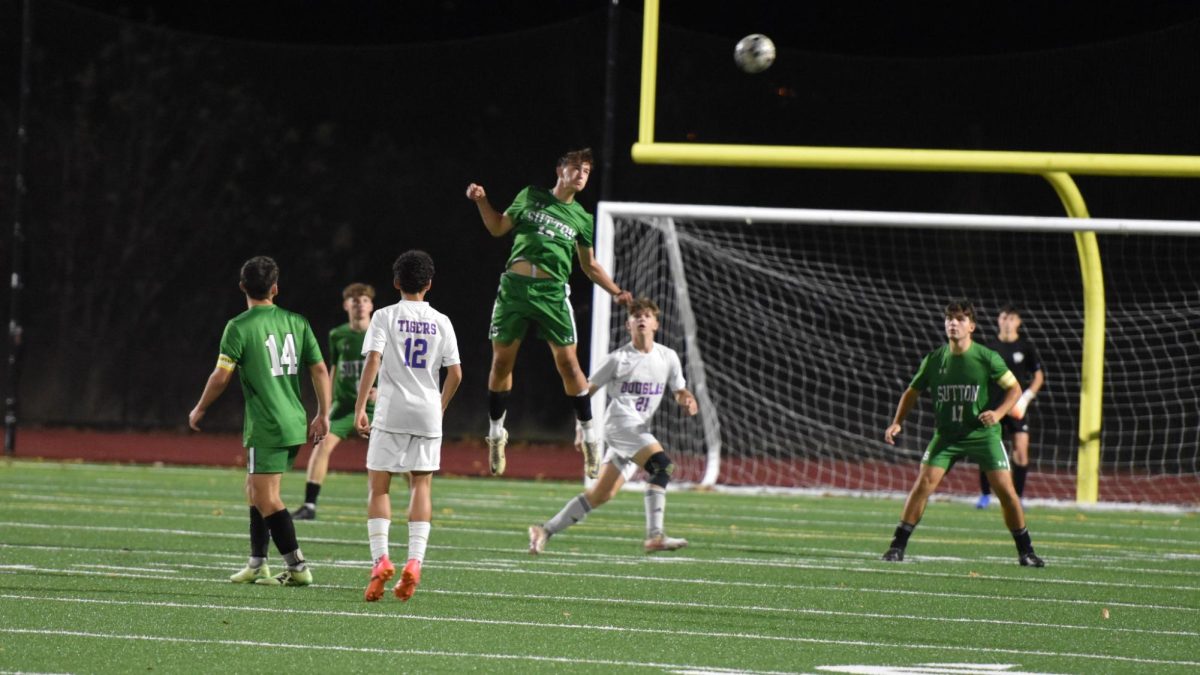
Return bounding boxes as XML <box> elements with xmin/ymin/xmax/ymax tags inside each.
<box><xmin>229</xmin><ymin>564</ymin><xmax>270</xmax><ymax>583</ymax></box>
<box><xmin>393</xmin><ymin>559</ymin><xmax>422</xmax><ymax>601</ymax></box>
<box><xmin>364</xmin><ymin>556</ymin><xmax>395</xmax><ymax>602</ymax></box>
<box><xmin>486</xmin><ymin>429</ymin><xmax>508</xmax><ymax>476</ymax></box>
<box><xmin>291</xmin><ymin>504</ymin><xmax>317</xmax><ymax>520</ymax></box>
<box><xmin>528</xmin><ymin>524</ymin><xmax>548</xmax><ymax>555</ymax></box>
<box><xmin>974</xmin><ymin>494</ymin><xmax>991</xmax><ymax>509</ymax></box>
<box><xmin>580</xmin><ymin>427</ymin><xmax>601</xmax><ymax>479</ymax></box>
<box><xmin>882</xmin><ymin>547</ymin><xmax>905</xmax><ymax>562</ymax></box>
<box><xmin>1019</xmin><ymin>551</ymin><xmax>1046</xmax><ymax>567</ymax></box>
<box><xmin>644</xmin><ymin>534</ymin><xmax>688</xmax><ymax>553</ymax></box>
<box><xmin>255</xmin><ymin>567</ymin><xmax>313</xmax><ymax>587</ymax></box>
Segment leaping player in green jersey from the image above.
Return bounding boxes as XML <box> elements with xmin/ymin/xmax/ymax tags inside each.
<box><xmin>189</xmin><ymin>256</ymin><xmax>332</xmax><ymax>586</ymax></box>
<box><xmin>466</xmin><ymin>148</ymin><xmax>632</xmax><ymax>479</ymax></box>
<box><xmin>292</xmin><ymin>282</ymin><xmax>377</xmax><ymax>520</ymax></box>
<box><xmin>882</xmin><ymin>299</ymin><xmax>1045</xmax><ymax>567</ymax></box>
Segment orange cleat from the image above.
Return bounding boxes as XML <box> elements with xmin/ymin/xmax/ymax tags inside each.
<box><xmin>364</xmin><ymin>556</ymin><xmax>395</xmax><ymax>602</ymax></box>
<box><xmin>393</xmin><ymin>558</ymin><xmax>422</xmax><ymax>601</ymax></box>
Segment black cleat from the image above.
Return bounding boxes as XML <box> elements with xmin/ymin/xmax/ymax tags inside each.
<box><xmin>291</xmin><ymin>505</ymin><xmax>316</xmax><ymax>520</ymax></box>
<box><xmin>1019</xmin><ymin>551</ymin><xmax>1045</xmax><ymax>567</ymax></box>
<box><xmin>882</xmin><ymin>547</ymin><xmax>905</xmax><ymax>562</ymax></box>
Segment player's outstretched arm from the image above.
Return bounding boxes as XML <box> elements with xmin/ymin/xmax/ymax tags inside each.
<box><xmin>884</xmin><ymin>387</ymin><xmax>921</xmax><ymax>445</ymax></box>
<box><xmin>188</xmin><ymin>365</ymin><xmax>233</xmax><ymax>431</ymax></box>
<box><xmin>355</xmin><ymin>352</ymin><xmax>383</xmax><ymax>437</ymax></box>
<box><xmin>675</xmin><ymin>388</ymin><xmax>698</xmax><ymax>416</ymax></box>
<box><xmin>308</xmin><ymin>361</ymin><xmax>332</xmax><ymax>442</ymax></box>
<box><xmin>465</xmin><ymin>183</ymin><xmax>514</xmax><ymax>237</ymax></box>
<box><xmin>441</xmin><ymin>364</ymin><xmax>463</xmax><ymax>413</ymax></box>
<box><xmin>575</xmin><ymin>244</ymin><xmax>631</xmax><ymax>306</ymax></box>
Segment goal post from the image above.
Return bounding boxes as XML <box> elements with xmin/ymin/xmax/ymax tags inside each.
<box><xmin>591</xmin><ymin>201</ymin><xmax>1200</xmax><ymax>505</ymax></box>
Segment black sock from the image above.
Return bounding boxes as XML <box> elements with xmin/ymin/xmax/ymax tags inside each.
<box><xmin>488</xmin><ymin>390</ymin><xmax>510</xmax><ymax>422</ymax></box>
<box><xmin>1012</xmin><ymin>464</ymin><xmax>1028</xmax><ymax>497</ymax></box>
<box><xmin>250</xmin><ymin>506</ymin><xmax>270</xmax><ymax>560</ymax></box>
<box><xmin>304</xmin><ymin>481</ymin><xmax>321</xmax><ymax>506</ymax></box>
<box><xmin>1011</xmin><ymin>527</ymin><xmax>1034</xmax><ymax>555</ymax></box>
<box><xmin>570</xmin><ymin>393</ymin><xmax>593</xmax><ymax>422</ymax></box>
<box><xmin>979</xmin><ymin>471</ymin><xmax>992</xmax><ymax>496</ymax></box>
<box><xmin>264</xmin><ymin>509</ymin><xmax>301</xmax><ymax>558</ymax></box>
<box><xmin>889</xmin><ymin>521</ymin><xmax>916</xmax><ymax>550</ymax></box>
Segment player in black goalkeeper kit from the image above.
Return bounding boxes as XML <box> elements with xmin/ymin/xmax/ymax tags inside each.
<box><xmin>976</xmin><ymin>305</ymin><xmax>1045</xmax><ymax>508</ymax></box>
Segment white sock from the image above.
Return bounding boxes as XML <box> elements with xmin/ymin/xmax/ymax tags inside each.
<box><xmin>488</xmin><ymin>412</ymin><xmax>506</xmax><ymax>438</ymax></box>
<box><xmin>645</xmin><ymin>486</ymin><xmax>666</xmax><ymax>538</ymax></box>
<box><xmin>368</xmin><ymin>518</ymin><xmax>390</xmax><ymax>563</ymax></box>
<box><xmin>544</xmin><ymin>494</ymin><xmax>592</xmax><ymax>535</ymax></box>
<box><xmin>408</xmin><ymin>521</ymin><xmax>431</xmax><ymax>562</ymax></box>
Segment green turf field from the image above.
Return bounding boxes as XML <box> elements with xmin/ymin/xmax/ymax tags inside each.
<box><xmin>1</xmin><ymin>460</ymin><xmax>1197</xmax><ymax>673</ymax></box>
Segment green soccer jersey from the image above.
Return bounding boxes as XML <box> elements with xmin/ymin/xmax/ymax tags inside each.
<box><xmin>217</xmin><ymin>304</ymin><xmax>323</xmax><ymax>449</ymax></box>
<box><xmin>328</xmin><ymin>322</ymin><xmax>374</xmax><ymax>414</ymax></box>
<box><xmin>909</xmin><ymin>342</ymin><xmax>1016</xmax><ymax>441</ymax></box>
<box><xmin>503</xmin><ymin>185</ymin><xmax>594</xmax><ymax>283</ymax></box>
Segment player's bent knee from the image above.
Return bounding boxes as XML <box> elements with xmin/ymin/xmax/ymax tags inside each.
<box><xmin>644</xmin><ymin>452</ymin><xmax>674</xmax><ymax>489</ymax></box>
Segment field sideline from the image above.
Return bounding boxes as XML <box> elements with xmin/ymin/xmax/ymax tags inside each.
<box><xmin>1</xmin><ymin>460</ymin><xmax>1197</xmax><ymax>673</ymax></box>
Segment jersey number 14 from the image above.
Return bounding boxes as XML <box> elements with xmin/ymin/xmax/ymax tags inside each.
<box><xmin>264</xmin><ymin>333</ymin><xmax>299</xmax><ymax>376</ymax></box>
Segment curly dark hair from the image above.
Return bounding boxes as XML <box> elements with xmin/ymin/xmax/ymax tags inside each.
<box><xmin>393</xmin><ymin>250</ymin><xmax>435</xmax><ymax>294</ymax></box>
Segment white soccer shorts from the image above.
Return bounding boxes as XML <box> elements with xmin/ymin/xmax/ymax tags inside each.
<box><xmin>366</xmin><ymin>430</ymin><xmax>441</xmax><ymax>473</ymax></box>
<box><xmin>601</xmin><ymin>425</ymin><xmax>659</xmax><ymax>481</ymax></box>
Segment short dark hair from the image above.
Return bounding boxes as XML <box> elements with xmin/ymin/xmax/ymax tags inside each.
<box><xmin>240</xmin><ymin>256</ymin><xmax>279</xmax><ymax>300</ymax></box>
<box><xmin>944</xmin><ymin>298</ymin><xmax>976</xmax><ymax>323</ymax></box>
<box><xmin>393</xmin><ymin>250</ymin><xmax>435</xmax><ymax>294</ymax></box>
<box><xmin>998</xmin><ymin>303</ymin><xmax>1021</xmax><ymax>316</ymax></box>
<box><xmin>628</xmin><ymin>297</ymin><xmax>661</xmax><ymax>319</ymax></box>
<box><xmin>342</xmin><ymin>282</ymin><xmax>375</xmax><ymax>300</ymax></box>
<box><xmin>558</xmin><ymin>147</ymin><xmax>594</xmax><ymax>167</ymax></box>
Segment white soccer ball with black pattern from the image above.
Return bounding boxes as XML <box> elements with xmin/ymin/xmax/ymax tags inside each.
<box><xmin>734</xmin><ymin>33</ymin><xmax>776</xmax><ymax>74</ymax></box>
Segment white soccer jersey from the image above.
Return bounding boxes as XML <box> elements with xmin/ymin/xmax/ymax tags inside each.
<box><xmin>363</xmin><ymin>300</ymin><xmax>460</xmax><ymax>436</ymax></box>
<box><xmin>591</xmin><ymin>342</ymin><xmax>686</xmax><ymax>435</ymax></box>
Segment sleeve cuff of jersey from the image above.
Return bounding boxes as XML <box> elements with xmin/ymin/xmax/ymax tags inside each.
<box><xmin>997</xmin><ymin>371</ymin><xmax>1017</xmax><ymax>388</ymax></box>
<box><xmin>216</xmin><ymin>354</ymin><xmax>236</xmax><ymax>371</ymax></box>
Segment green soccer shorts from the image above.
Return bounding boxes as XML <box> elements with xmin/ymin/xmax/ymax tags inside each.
<box><xmin>488</xmin><ymin>272</ymin><xmax>577</xmax><ymax>346</ymax></box>
<box><xmin>329</xmin><ymin>400</ymin><xmax>372</xmax><ymax>439</ymax></box>
<box><xmin>921</xmin><ymin>433</ymin><xmax>1010</xmax><ymax>472</ymax></box>
<box><xmin>247</xmin><ymin>445</ymin><xmax>301</xmax><ymax>474</ymax></box>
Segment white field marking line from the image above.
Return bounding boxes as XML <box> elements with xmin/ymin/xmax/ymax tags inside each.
<box><xmin>3</xmin><ymin>521</ymin><xmax>1199</xmax><ymax>591</ymax></box>
<box><xmin>0</xmin><ymin>627</ymin><xmax>793</xmax><ymax>675</ymax></box>
<box><xmin>6</xmin><ymin>553</ymin><xmax>1199</xmax><ymax>617</ymax></box>
<box><xmin>0</xmin><ymin>605</ymin><xmax>1196</xmax><ymax>669</ymax></box>
<box><xmin>6</xmin><ymin>480</ymin><xmax>1194</xmax><ymax>537</ymax></box>
<box><xmin>412</xmin><ymin>588</ymin><xmax>1200</xmax><ymax>638</ymax></box>
<box><xmin>7</xmin><ymin>494</ymin><xmax>1194</xmax><ymax>551</ymax></box>
<box><xmin>7</xmin><ymin>461</ymin><xmax>1197</xmax><ymax>515</ymax></box>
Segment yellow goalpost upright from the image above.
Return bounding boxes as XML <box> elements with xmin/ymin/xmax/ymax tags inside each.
<box><xmin>629</xmin><ymin>0</ymin><xmax>1200</xmax><ymax>503</ymax></box>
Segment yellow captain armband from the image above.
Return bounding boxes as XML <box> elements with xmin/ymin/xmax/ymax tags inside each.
<box><xmin>216</xmin><ymin>354</ymin><xmax>237</xmax><ymax>372</ymax></box>
<box><xmin>997</xmin><ymin>370</ymin><xmax>1017</xmax><ymax>389</ymax></box>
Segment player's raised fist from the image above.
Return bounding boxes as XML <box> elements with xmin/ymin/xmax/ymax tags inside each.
<box><xmin>465</xmin><ymin>183</ymin><xmax>487</xmax><ymax>202</ymax></box>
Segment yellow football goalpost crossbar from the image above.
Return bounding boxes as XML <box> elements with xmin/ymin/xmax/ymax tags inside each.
<box><xmin>631</xmin><ymin>0</ymin><xmax>1200</xmax><ymax>503</ymax></box>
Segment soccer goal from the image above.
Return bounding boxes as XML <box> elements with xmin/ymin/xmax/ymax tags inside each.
<box><xmin>590</xmin><ymin>202</ymin><xmax>1200</xmax><ymax>505</ymax></box>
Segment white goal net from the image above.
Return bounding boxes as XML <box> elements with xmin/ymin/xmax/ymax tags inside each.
<box><xmin>590</xmin><ymin>202</ymin><xmax>1200</xmax><ymax>505</ymax></box>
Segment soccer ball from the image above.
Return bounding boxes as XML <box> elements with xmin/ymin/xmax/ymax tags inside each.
<box><xmin>734</xmin><ymin>33</ymin><xmax>776</xmax><ymax>74</ymax></box>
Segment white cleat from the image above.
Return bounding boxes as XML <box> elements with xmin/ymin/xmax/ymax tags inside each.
<box><xmin>528</xmin><ymin>524</ymin><xmax>548</xmax><ymax>555</ymax></box>
<box><xmin>579</xmin><ymin>426</ymin><xmax>601</xmax><ymax>479</ymax></box>
<box><xmin>486</xmin><ymin>429</ymin><xmax>508</xmax><ymax>476</ymax></box>
<box><xmin>644</xmin><ymin>534</ymin><xmax>688</xmax><ymax>553</ymax></box>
